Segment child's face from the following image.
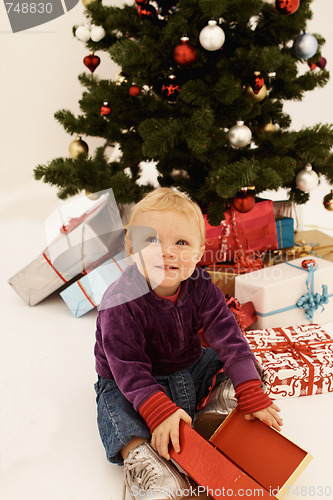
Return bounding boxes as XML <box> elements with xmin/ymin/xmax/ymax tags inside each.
<box><xmin>129</xmin><ymin>210</ymin><xmax>205</xmax><ymax>296</ymax></box>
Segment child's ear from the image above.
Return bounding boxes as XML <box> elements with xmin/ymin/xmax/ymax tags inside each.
<box><xmin>194</xmin><ymin>245</ymin><xmax>205</xmax><ymax>263</ymax></box>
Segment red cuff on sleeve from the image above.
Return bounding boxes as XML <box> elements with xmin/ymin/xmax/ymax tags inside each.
<box><xmin>139</xmin><ymin>391</ymin><xmax>179</xmax><ymax>432</ymax></box>
<box><xmin>235</xmin><ymin>379</ymin><xmax>272</xmax><ymax>414</ymax></box>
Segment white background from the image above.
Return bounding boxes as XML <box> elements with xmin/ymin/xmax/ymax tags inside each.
<box><xmin>0</xmin><ymin>1</ymin><xmax>333</xmax><ymax>499</ymax></box>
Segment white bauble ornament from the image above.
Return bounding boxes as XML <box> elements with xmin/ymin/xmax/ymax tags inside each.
<box><xmin>199</xmin><ymin>20</ymin><xmax>225</xmax><ymax>51</ymax></box>
<box><xmin>75</xmin><ymin>25</ymin><xmax>91</xmax><ymax>42</ymax></box>
<box><xmin>90</xmin><ymin>25</ymin><xmax>106</xmax><ymax>42</ymax></box>
<box><xmin>295</xmin><ymin>164</ymin><xmax>319</xmax><ymax>192</ymax></box>
<box><xmin>293</xmin><ymin>33</ymin><xmax>318</xmax><ymax>60</ymax></box>
<box><xmin>227</xmin><ymin>121</ymin><xmax>252</xmax><ymax>148</ymax></box>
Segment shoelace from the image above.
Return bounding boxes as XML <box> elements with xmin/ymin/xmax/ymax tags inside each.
<box><xmin>122</xmin><ymin>449</ymin><xmax>172</xmax><ymax>500</ymax></box>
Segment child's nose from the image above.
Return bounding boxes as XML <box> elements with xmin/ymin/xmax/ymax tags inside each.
<box><xmin>161</xmin><ymin>243</ymin><xmax>176</xmax><ymax>258</ymax></box>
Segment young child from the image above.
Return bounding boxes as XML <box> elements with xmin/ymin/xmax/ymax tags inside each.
<box><xmin>94</xmin><ymin>187</ymin><xmax>282</xmax><ymax>499</ymax></box>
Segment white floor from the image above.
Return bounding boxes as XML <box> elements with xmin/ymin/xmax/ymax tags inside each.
<box><xmin>1</xmin><ymin>195</ymin><xmax>333</xmax><ymax>500</ymax></box>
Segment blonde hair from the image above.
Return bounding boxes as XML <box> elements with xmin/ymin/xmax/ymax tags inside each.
<box><xmin>128</xmin><ymin>187</ymin><xmax>206</xmax><ymax>246</ymax></box>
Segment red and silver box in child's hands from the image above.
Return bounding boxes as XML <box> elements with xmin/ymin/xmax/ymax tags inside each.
<box><xmin>244</xmin><ymin>323</ymin><xmax>333</xmax><ymax>399</ymax></box>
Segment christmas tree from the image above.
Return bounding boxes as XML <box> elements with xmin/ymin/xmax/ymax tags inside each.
<box><xmin>34</xmin><ymin>0</ymin><xmax>333</xmax><ymax>224</ymax></box>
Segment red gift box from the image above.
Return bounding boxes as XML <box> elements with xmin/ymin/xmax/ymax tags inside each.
<box><xmin>170</xmin><ymin>407</ymin><xmax>312</xmax><ymax>499</ymax></box>
<box><xmin>200</xmin><ymin>200</ymin><xmax>278</xmax><ymax>266</ymax></box>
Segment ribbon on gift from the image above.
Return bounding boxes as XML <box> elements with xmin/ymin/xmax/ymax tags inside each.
<box><xmin>42</xmin><ymin>252</ymin><xmax>67</xmax><ymax>283</ymax></box>
<box><xmin>251</xmin><ymin>327</ymin><xmax>333</xmax><ymax>396</ymax></box>
<box><xmin>225</xmin><ymin>295</ymin><xmax>257</xmax><ymax>331</ymax></box>
<box><xmin>288</xmin><ymin>261</ymin><xmax>329</xmax><ymax>320</ymax></box>
<box><xmin>59</xmin><ymin>198</ymin><xmax>106</xmax><ymax>235</ymax></box>
<box><xmin>256</xmin><ymin>261</ymin><xmax>333</xmax><ymax>321</ymax></box>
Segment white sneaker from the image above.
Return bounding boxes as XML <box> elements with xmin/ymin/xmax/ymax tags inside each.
<box><xmin>122</xmin><ymin>442</ymin><xmax>190</xmax><ymax>499</ymax></box>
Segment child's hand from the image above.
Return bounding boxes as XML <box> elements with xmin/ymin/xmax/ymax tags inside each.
<box><xmin>151</xmin><ymin>408</ymin><xmax>192</xmax><ymax>460</ymax></box>
<box><xmin>243</xmin><ymin>402</ymin><xmax>283</xmax><ymax>431</ymax></box>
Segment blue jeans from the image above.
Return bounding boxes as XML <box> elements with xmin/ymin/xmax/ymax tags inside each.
<box><xmin>94</xmin><ymin>347</ymin><xmax>226</xmax><ymax>465</ymax></box>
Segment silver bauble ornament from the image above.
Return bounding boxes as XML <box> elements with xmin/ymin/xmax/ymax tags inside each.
<box><xmin>199</xmin><ymin>20</ymin><xmax>225</xmax><ymax>51</ymax></box>
<box><xmin>75</xmin><ymin>25</ymin><xmax>91</xmax><ymax>42</ymax></box>
<box><xmin>295</xmin><ymin>164</ymin><xmax>319</xmax><ymax>192</ymax></box>
<box><xmin>293</xmin><ymin>33</ymin><xmax>318</xmax><ymax>60</ymax></box>
<box><xmin>69</xmin><ymin>138</ymin><xmax>89</xmax><ymax>159</ymax></box>
<box><xmin>227</xmin><ymin>121</ymin><xmax>252</xmax><ymax>148</ymax></box>
<box><xmin>90</xmin><ymin>25</ymin><xmax>106</xmax><ymax>42</ymax></box>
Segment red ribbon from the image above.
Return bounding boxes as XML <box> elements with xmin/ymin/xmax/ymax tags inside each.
<box><xmin>252</xmin><ymin>327</ymin><xmax>333</xmax><ymax>396</ymax></box>
<box><xmin>42</xmin><ymin>252</ymin><xmax>67</xmax><ymax>283</ymax></box>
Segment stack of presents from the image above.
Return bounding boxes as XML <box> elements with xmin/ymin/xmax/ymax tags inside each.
<box><xmin>9</xmin><ymin>194</ymin><xmax>333</xmax><ymax>498</ymax></box>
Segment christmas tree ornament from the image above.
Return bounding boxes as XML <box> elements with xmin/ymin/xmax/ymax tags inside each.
<box><xmin>83</xmin><ymin>53</ymin><xmax>100</xmax><ymax>72</ymax></box>
<box><xmin>129</xmin><ymin>84</ymin><xmax>141</xmax><ymax>97</ymax></box>
<box><xmin>257</xmin><ymin>122</ymin><xmax>276</xmax><ymax>134</ymax></box>
<box><xmin>90</xmin><ymin>25</ymin><xmax>106</xmax><ymax>42</ymax></box>
<box><xmin>199</xmin><ymin>20</ymin><xmax>225</xmax><ymax>51</ymax></box>
<box><xmin>81</xmin><ymin>0</ymin><xmax>101</xmax><ymax>6</ymax></box>
<box><xmin>227</xmin><ymin>121</ymin><xmax>252</xmax><ymax>148</ymax></box>
<box><xmin>295</xmin><ymin>164</ymin><xmax>319</xmax><ymax>192</ymax></box>
<box><xmin>293</xmin><ymin>33</ymin><xmax>318</xmax><ymax>60</ymax></box>
<box><xmin>173</xmin><ymin>37</ymin><xmax>197</xmax><ymax>66</ymax></box>
<box><xmin>137</xmin><ymin>2</ymin><xmax>157</xmax><ymax>19</ymax></box>
<box><xmin>161</xmin><ymin>74</ymin><xmax>181</xmax><ymax>102</ymax></box>
<box><xmin>69</xmin><ymin>138</ymin><xmax>89</xmax><ymax>158</ymax></box>
<box><xmin>316</xmin><ymin>56</ymin><xmax>327</xmax><ymax>69</ymax></box>
<box><xmin>75</xmin><ymin>25</ymin><xmax>91</xmax><ymax>42</ymax></box>
<box><xmin>323</xmin><ymin>190</ymin><xmax>333</xmax><ymax>211</ymax></box>
<box><xmin>135</xmin><ymin>0</ymin><xmax>147</xmax><ymax>4</ymax></box>
<box><xmin>100</xmin><ymin>102</ymin><xmax>111</xmax><ymax>116</ymax></box>
<box><xmin>275</xmin><ymin>0</ymin><xmax>300</xmax><ymax>15</ymax></box>
<box><xmin>232</xmin><ymin>189</ymin><xmax>256</xmax><ymax>213</ymax></box>
<box><xmin>244</xmin><ymin>72</ymin><xmax>267</xmax><ymax>102</ymax></box>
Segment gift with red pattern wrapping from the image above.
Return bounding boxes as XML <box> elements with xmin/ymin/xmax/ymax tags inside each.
<box><xmin>244</xmin><ymin>324</ymin><xmax>333</xmax><ymax>399</ymax></box>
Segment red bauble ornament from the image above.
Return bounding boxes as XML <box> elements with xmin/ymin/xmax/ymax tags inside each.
<box><xmin>83</xmin><ymin>54</ymin><xmax>100</xmax><ymax>73</ymax></box>
<box><xmin>136</xmin><ymin>2</ymin><xmax>157</xmax><ymax>19</ymax></box>
<box><xmin>135</xmin><ymin>0</ymin><xmax>147</xmax><ymax>4</ymax></box>
<box><xmin>173</xmin><ymin>37</ymin><xmax>197</xmax><ymax>66</ymax></box>
<box><xmin>100</xmin><ymin>102</ymin><xmax>111</xmax><ymax>116</ymax></box>
<box><xmin>317</xmin><ymin>56</ymin><xmax>327</xmax><ymax>69</ymax></box>
<box><xmin>231</xmin><ymin>190</ymin><xmax>256</xmax><ymax>213</ymax></box>
<box><xmin>129</xmin><ymin>84</ymin><xmax>141</xmax><ymax>97</ymax></box>
<box><xmin>275</xmin><ymin>0</ymin><xmax>300</xmax><ymax>15</ymax></box>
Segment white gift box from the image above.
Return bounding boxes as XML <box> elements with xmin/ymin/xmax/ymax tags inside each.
<box><xmin>235</xmin><ymin>257</ymin><xmax>333</xmax><ymax>329</ymax></box>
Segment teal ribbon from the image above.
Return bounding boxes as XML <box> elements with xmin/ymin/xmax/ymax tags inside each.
<box><xmin>255</xmin><ymin>261</ymin><xmax>331</xmax><ymax>320</ymax></box>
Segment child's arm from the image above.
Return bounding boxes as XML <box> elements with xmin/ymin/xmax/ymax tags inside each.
<box><xmin>150</xmin><ymin>408</ymin><xmax>192</xmax><ymax>460</ymax></box>
<box><xmin>235</xmin><ymin>379</ymin><xmax>283</xmax><ymax>431</ymax></box>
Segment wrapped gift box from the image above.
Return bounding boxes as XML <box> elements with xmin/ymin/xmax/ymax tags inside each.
<box><xmin>294</xmin><ymin>230</ymin><xmax>333</xmax><ymax>263</ymax></box>
<box><xmin>244</xmin><ymin>324</ymin><xmax>333</xmax><ymax>399</ymax></box>
<box><xmin>200</xmin><ymin>200</ymin><xmax>278</xmax><ymax>266</ymax></box>
<box><xmin>60</xmin><ymin>252</ymin><xmax>131</xmax><ymax>317</ymax></box>
<box><xmin>275</xmin><ymin>217</ymin><xmax>294</xmax><ymax>249</ymax></box>
<box><xmin>8</xmin><ymin>190</ymin><xmax>125</xmax><ymax>306</ymax></box>
<box><xmin>170</xmin><ymin>407</ymin><xmax>312</xmax><ymax>499</ymax></box>
<box><xmin>235</xmin><ymin>256</ymin><xmax>333</xmax><ymax>329</ymax></box>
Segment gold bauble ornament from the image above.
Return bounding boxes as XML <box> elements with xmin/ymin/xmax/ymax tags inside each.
<box><xmin>69</xmin><ymin>138</ymin><xmax>89</xmax><ymax>159</ymax></box>
<box><xmin>257</xmin><ymin>122</ymin><xmax>276</xmax><ymax>134</ymax></box>
<box><xmin>323</xmin><ymin>190</ymin><xmax>333</xmax><ymax>211</ymax></box>
<box><xmin>244</xmin><ymin>83</ymin><xmax>267</xmax><ymax>102</ymax></box>
<box><xmin>81</xmin><ymin>0</ymin><xmax>101</xmax><ymax>7</ymax></box>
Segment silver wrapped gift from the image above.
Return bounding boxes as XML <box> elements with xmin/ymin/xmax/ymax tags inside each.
<box><xmin>8</xmin><ymin>189</ymin><xmax>125</xmax><ymax>306</ymax></box>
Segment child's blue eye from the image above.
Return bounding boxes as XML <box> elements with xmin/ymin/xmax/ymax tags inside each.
<box><xmin>176</xmin><ymin>240</ymin><xmax>188</xmax><ymax>246</ymax></box>
<box><xmin>147</xmin><ymin>236</ymin><xmax>159</xmax><ymax>243</ymax></box>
